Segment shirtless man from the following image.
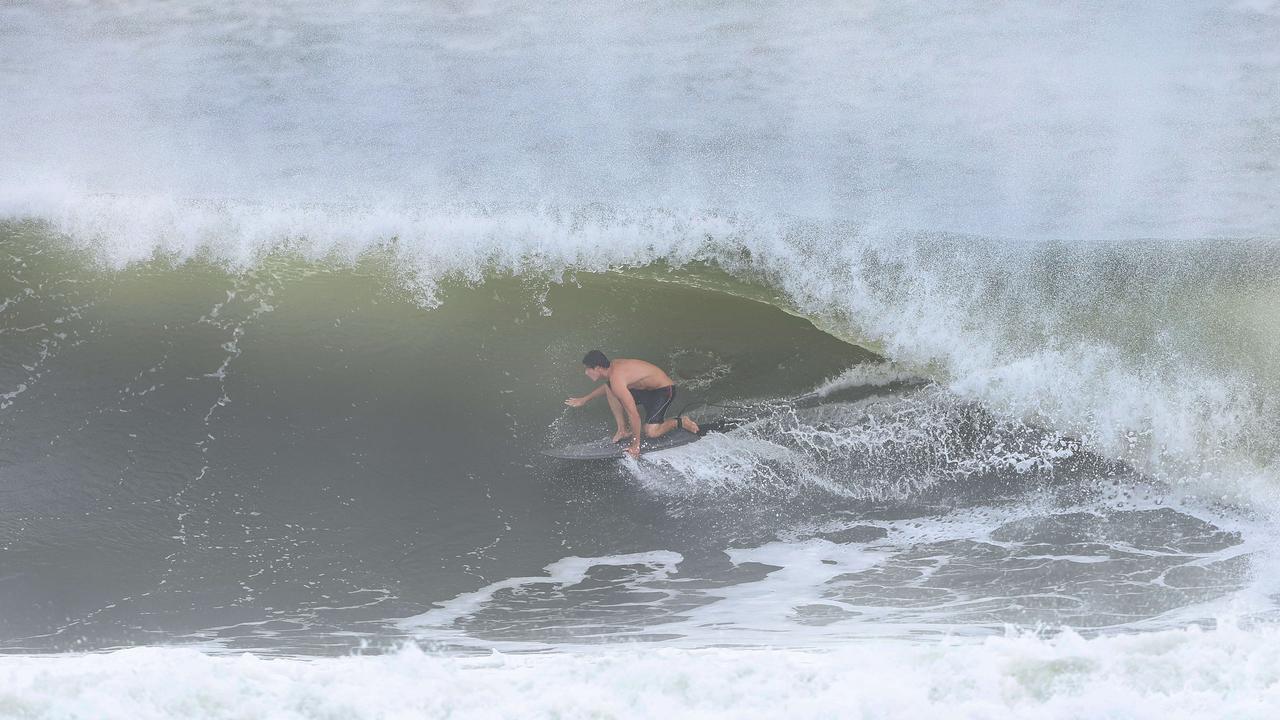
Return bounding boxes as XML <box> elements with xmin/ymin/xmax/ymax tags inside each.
<box><xmin>564</xmin><ymin>350</ymin><xmax>699</xmax><ymax>458</ymax></box>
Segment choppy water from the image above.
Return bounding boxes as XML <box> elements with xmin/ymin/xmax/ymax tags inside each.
<box><xmin>2</xmin><ymin>1</ymin><xmax>1280</xmax><ymax>718</ymax></box>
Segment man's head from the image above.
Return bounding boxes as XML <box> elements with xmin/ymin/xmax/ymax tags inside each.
<box><xmin>582</xmin><ymin>350</ymin><xmax>610</xmax><ymax>381</ymax></box>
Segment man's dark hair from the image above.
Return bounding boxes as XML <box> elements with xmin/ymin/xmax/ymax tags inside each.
<box><xmin>582</xmin><ymin>350</ymin><xmax>610</xmax><ymax>369</ymax></box>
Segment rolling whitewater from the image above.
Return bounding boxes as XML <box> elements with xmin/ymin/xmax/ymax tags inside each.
<box><xmin>2</xmin><ymin>1</ymin><xmax>1280</xmax><ymax>717</ymax></box>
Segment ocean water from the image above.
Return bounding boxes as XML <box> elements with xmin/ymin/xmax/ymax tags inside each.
<box><xmin>2</xmin><ymin>1</ymin><xmax>1280</xmax><ymax>717</ymax></box>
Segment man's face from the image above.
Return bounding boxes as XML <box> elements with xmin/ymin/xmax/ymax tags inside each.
<box><xmin>585</xmin><ymin>366</ymin><xmax>605</xmax><ymax>382</ymax></box>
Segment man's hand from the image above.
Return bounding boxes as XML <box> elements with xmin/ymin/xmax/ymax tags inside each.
<box><xmin>564</xmin><ymin>396</ymin><xmax>587</xmax><ymax>408</ymax></box>
<box><xmin>627</xmin><ymin>439</ymin><xmax>641</xmax><ymax>459</ymax></box>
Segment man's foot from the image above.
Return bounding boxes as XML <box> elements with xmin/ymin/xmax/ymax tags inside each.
<box><xmin>679</xmin><ymin>416</ymin><xmax>700</xmax><ymax>434</ymax></box>
<box><xmin>612</xmin><ymin>430</ymin><xmax>630</xmax><ymax>444</ymax></box>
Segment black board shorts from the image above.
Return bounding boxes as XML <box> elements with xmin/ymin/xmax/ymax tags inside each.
<box><xmin>630</xmin><ymin>386</ymin><xmax>676</xmax><ymax>424</ymax></box>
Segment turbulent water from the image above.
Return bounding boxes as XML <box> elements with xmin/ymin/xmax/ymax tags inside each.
<box><xmin>2</xmin><ymin>1</ymin><xmax>1280</xmax><ymax>718</ymax></box>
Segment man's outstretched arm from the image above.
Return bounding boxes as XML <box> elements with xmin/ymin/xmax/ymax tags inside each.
<box><xmin>565</xmin><ymin>383</ymin><xmax>609</xmax><ymax>407</ymax></box>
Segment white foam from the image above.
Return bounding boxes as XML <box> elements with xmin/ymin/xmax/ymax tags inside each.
<box><xmin>400</xmin><ymin>551</ymin><xmax>683</xmax><ymax>631</ymax></box>
<box><xmin>388</xmin><ymin>486</ymin><xmax>1271</xmax><ymax>651</ymax></box>
<box><xmin>636</xmin><ymin>388</ymin><xmax>1086</xmax><ymax>501</ymax></box>
<box><xmin>811</xmin><ymin>362</ymin><xmax>928</xmax><ymax>396</ymax></box>
<box><xmin>674</xmin><ymin>539</ymin><xmax>895</xmax><ymax>640</ymax></box>
<box><xmin>4</xmin><ymin>622</ymin><xmax>1280</xmax><ymax>719</ymax></box>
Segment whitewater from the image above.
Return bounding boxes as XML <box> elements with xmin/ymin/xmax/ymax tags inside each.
<box><xmin>2</xmin><ymin>1</ymin><xmax>1279</xmax><ymax>718</ymax></box>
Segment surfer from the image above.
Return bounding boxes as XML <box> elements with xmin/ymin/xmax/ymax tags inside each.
<box><xmin>564</xmin><ymin>350</ymin><xmax>699</xmax><ymax>458</ymax></box>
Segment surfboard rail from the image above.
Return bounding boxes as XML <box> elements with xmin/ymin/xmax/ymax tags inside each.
<box><xmin>541</xmin><ymin>428</ymin><xmax>702</xmax><ymax>460</ymax></box>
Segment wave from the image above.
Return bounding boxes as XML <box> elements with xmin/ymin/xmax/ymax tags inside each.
<box><xmin>4</xmin><ymin>195</ymin><xmax>1278</xmax><ymax>503</ymax></box>
<box><xmin>5</xmin><ymin>0</ymin><xmax>1280</xmax><ymax>506</ymax></box>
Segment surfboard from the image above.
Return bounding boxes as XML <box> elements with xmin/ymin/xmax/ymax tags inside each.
<box><xmin>541</xmin><ymin>428</ymin><xmax>702</xmax><ymax>460</ymax></box>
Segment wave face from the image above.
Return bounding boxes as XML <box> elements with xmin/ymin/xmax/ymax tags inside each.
<box><xmin>3</xmin><ymin>1</ymin><xmax>1280</xmax><ymax>716</ymax></box>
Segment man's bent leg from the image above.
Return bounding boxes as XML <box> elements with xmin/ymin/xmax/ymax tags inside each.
<box><xmin>644</xmin><ymin>421</ymin><xmax>674</xmax><ymax>438</ymax></box>
<box><xmin>644</xmin><ymin>416</ymin><xmax>701</xmax><ymax>438</ymax></box>
<box><xmin>644</xmin><ymin>416</ymin><xmax>699</xmax><ymax>438</ymax></box>
<box><xmin>604</xmin><ymin>386</ymin><xmax>630</xmax><ymax>442</ymax></box>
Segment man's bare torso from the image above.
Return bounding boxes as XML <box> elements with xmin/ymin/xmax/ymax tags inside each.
<box><xmin>609</xmin><ymin>358</ymin><xmax>674</xmax><ymax>391</ymax></box>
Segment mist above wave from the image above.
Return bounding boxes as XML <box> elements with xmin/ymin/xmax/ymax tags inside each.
<box><xmin>2</xmin><ymin>1</ymin><xmax>1278</xmax><ymax>239</ymax></box>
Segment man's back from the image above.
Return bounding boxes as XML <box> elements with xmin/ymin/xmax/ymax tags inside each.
<box><xmin>610</xmin><ymin>358</ymin><xmax>674</xmax><ymax>391</ymax></box>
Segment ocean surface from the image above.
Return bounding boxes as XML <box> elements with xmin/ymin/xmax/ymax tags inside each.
<box><xmin>2</xmin><ymin>1</ymin><xmax>1279</xmax><ymax>717</ymax></box>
